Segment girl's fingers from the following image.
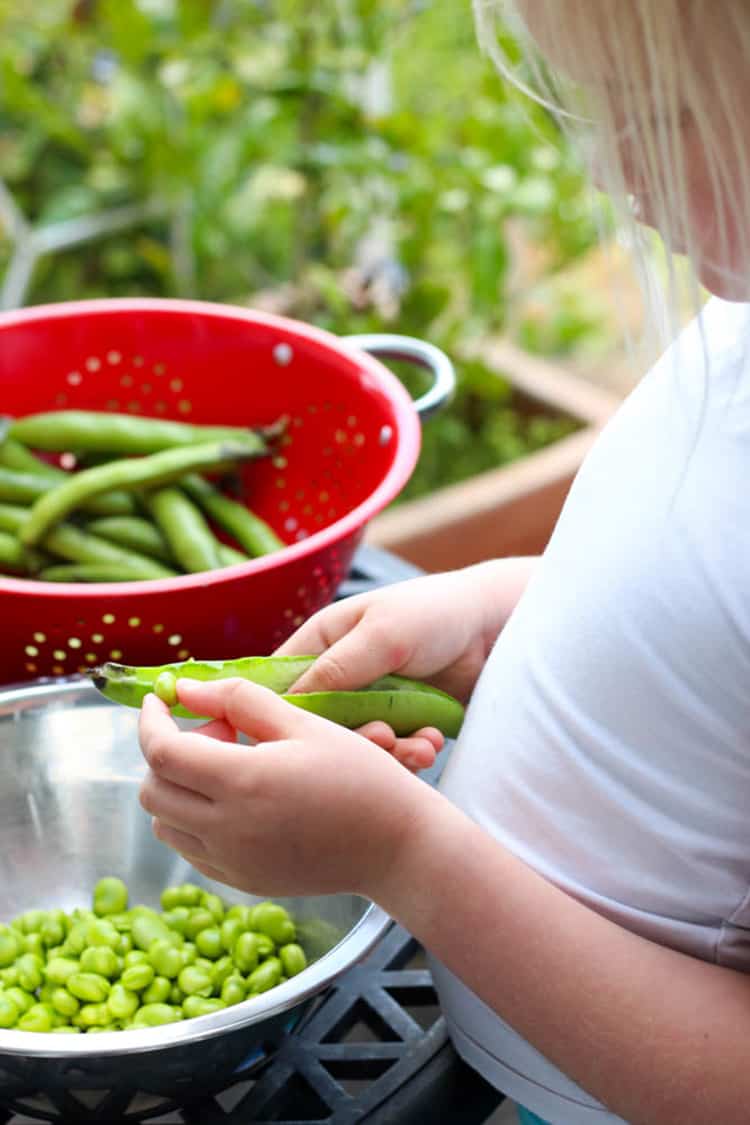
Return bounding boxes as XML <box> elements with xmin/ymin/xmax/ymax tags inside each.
<box><xmin>286</xmin><ymin>625</ymin><xmax>403</xmax><ymax>693</ymax></box>
<box><xmin>273</xmin><ymin>598</ymin><xmax>365</xmax><ymax>658</ymax></box>
<box><xmin>193</xmin><ymin>717</ymin><xmax>237</xmax><ymax>743</ymax></box>
<box><xmin>184</xmin><ymin>858</ymin><xmax>229</xmax><ymax>886</ymax></box>
<box><xmin>140</xmin><ymin>771</ymin><xmax>213</xmax><ymax>832</ymax></box>
<box><xmin>139</xmin><ymin>693</ymin><xmax>251</xmax><ymax>798</ymax></box>
<box><xmin>175</xmin><ymin>677</ymin><xmax>332</xmax><ymax>743</ymax></box>
<box><xmin>151</xmin><ymin>819</ymin><xmax>208</xmax><ymax>860</ymax></box>
<box><xmin>356</xmin><ymin>722</ymin><xmax>443</xmax><ymax>771</ymax></box>
<box><xmin>390</xmin><ymin>734</ymin><xmax>440</xmax><ymax>772</ymax></box>
<box><xmin>357</xmin><ymin>721</ymin><xmax>396</xmax><ymax>750</ymax></box>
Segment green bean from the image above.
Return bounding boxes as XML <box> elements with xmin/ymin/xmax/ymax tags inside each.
<box><xmin>80</xmin><ymin>947</ymin><xmax>120</xmax><ymax>979</ymax></box>
<box><xmin>0</xmin><ymin>457</ymin><xmax>136</xmax><ymax>516</ymax></box>
<box><xmin>183</xmin><ymin>909</ymin><xmax>214</xmax><ymax>941</ymax></box>
<box><xmin>180</xmin><ymin>943</ymin><xmax>197</xmax><ymax>967</ymax></box>
<box><xmin>0</xmin><ymin>529</ymin><xmax>29</xmax><ymax>574</ymax></box>
<box><xmin>182</xmin><ymin>474</ymin><xmax>284</xmax><ymax>557</ymax></box>
<box><xmin>123</xmin><ymin>950</ymin><xmax>150</xmax><ymax>969</ymax></box>
<box><xmin>107</xmin><ymin>983</ymin><xmax>139</xmax><ymax>1020</ymax></box>
<box><xmin>201</xmin><ymin>893</ymin><xmax>225</xmax><ymax>922</ymax></box>
<box><xmin>250</xmin><ymin>903</ymin><xmax>296</xmax><ymax>946</ymax></box>
<box><xmin>161</xmin><ymin>907</ymin><xmax>190</xmax><ymax>935</ymax></box>
<box><xmin>67</xmin><ymin>972</ymin><xmax>111</xmax><ymax>1003</ymax></box>
<box><xmin>211</xmin><ymin>955</ymin><xmax>235</xmax><ymax>990</ymax></box>
<box><xmin>183</xmin><ymin>996</ymin><xmax>226</xmax><ymax>1019</ymax></box>
<box><xmin>148</xmin><ymin>940</ymin><xmax>183</xmax><ymax>979</ymax></box>
<box><xmin>94</xmin><ymin>877</ymin><xmax>129</xmax><ymax>917</ymax></box>
<box><xmin>219</xmin><ymin>544</ymin><xmax>249</xmax><ymax>567</ymax></box>
<box><xmin>120</xmin><ymin>963</ymin><xmax>155</xmax><ymax>992</ymax></box>
<box><xmin>280</xmin><ymin>944</ymin><xmax>308</xmax><ymax>977</ymax></box>
<box><xmin>0</xmin><ymin>993</ymin><xmax>20</xmax><ymax>1028</ymax></box>
<box><xmin>39</xmin><ymin>563</ymin><xmax>167</xmax><ymax>583</ymax></box>
<box><xmin>18</xmin><ymin>1002</ymin><xmax>53</xmax><ymax>1032</ymax></box>
<box><xmin>89</xmin><ymin>655</ymin><xmax>466</xmax><ymax>737</ymax></box>
<box><xmin>195</xmin><ymin>927</ymin><xmax>223</xmax><ymax>960</ymax></box>
<box><xmin>220</xmin><ymin>918</ymin><xmax>244</xmax><ymax>953</ymax></box>
<box><xmin>154</xmin><ymin>671</ymin><xmax>178</xmax><ymax>706</ymax></box>
<box><xmin>86</xmin><ymin>516</ymin><xmax>174</xmax><ymax>563</ymax></box>
<box><xmin>142</xmin><ymin>976</ymin><xmax>171</xmax><ymax>1005</ymax></box>
<box><xmin>144</xmin><ymin>488</ymin><xmax>221</xmax><ymax>573</ymax></box>
<box><xmin>17</xmin><ymin>954</ymin><xmax>44</xmax><ymax>992</ymax></box>
<box><xmin>22</xmin><ymin>440</ymin><xmax>266</xmax><ymax>547</ymax></box>
<box><xmin>5</xmin><ymin>987</ymin><xmax>35</xmax><ymax>1015</ymax></box>
<box><xmin>0</xmin><ymin>926</ymin><xmax>21</xmax><ymax>967</ymax></box>
<box><xmin>130</xmin><ymin>1002</ymin><xmax>182</xmax><ymax>1027</ymax></box>
<box><xmin>221</xmin><ymin>975</ymin><xmax>246</xmax><ymax>1006</ymax></box>
<box><xmin>85</xmin><ymin>919</ymin><xmax>120</xmax><ymax>949</ymax></box>
<box><xmin>253</xmin><ymin>933</ymin><xmax>275</xmax><ymax>960</ymax></box>
<box><xmin>225</xmin><ymin>904</ymin><xmax>254</xmax><ymax>927</ymax></box>
<box><xmin>246</xmin><ymin>957</ymin><xmax>282</xmax><ymax>995</ymax></box>
<box><xmin>0</xmin><ymin>438</ymin><xmax>64</xmax><ymax>479</ymax></box>
<box><xmin>9</xmin><ymin>410</ymin><xmax>275</xmax><ymax>457</ymax></box>
<box><xmin>50</xmin><ymin>987</ymin><xmax>80</xmax><ymax>1019</ymax></box>
<box><xmin>177</xmin><ymin>965</ymin><xmax>213</xmax><ymax>998</ymax></box>
<box><xmin>0</xmin><ymin>504</ymin><xmax>175</xmax><ymax>579</ymax></box>
<box><xmin>75</xmin><ymin>1002</ymin><xmax>111</xmax><ymax>1029</ymax></box>
<box><xmin>233</xmin><ymin>933</ymin><xmax>259</xmax><ymax>974</ymax></box>
<box><xmin>23</xmin><ymin>933</ymin><xmax>45</xmax><ymax>958</ymax></box>
<box><xmin>131</xmin><ymin>912</ymin><xmax>174</xmax><ymax>952</ymax></box>
<box><xmin>45</xmin><ymin>957</ymin><xmax>80</xmax><ymax>986</ymax></box>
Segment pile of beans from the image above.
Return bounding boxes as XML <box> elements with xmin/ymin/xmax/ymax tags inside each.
<box><xmin>0</xmin><ymin>411</ymin><xmax>285</xmax><ymax>582</ymax></box>
<box><xmin>0</xmin><ymin>879</ymin><xmax>307</xmax><ymax>1033</ymax></box>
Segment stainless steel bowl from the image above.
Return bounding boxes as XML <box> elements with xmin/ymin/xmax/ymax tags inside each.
<box><xmin>0</xmin><ymin>678</ymin><xmax>390</xmax><ymax>1116</ymax></box>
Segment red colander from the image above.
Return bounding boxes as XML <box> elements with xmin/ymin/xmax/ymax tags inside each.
<box><xmin>0</xmin><ymin>298</ymin><xmax>454</xmax><ymax>685</ymax></box>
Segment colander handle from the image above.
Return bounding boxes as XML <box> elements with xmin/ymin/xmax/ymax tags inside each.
<box><xmin>342</xmin><ymin>334</ymin><xmax>455</xmax><ymax>421</ymax></box>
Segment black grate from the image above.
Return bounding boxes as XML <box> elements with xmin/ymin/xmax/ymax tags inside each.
<box><xmin>0</xmin><ymin>547</ymin><xmax>506</xmax><ymax>1125</ymax></box>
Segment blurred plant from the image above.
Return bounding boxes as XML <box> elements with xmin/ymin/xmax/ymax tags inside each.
<box><xmin>0</xmin><ymin>0</ymin><xmax>607</xmax><ymax>499</ymax></box>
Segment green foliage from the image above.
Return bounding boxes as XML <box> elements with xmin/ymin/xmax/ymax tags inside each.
<box><xmin>0</xmin><ymin>0</ymin><xmax>606</xmax><ymax>499</ymax></box>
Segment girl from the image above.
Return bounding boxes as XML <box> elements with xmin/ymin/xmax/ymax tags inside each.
<box><xmin>137</xmin><ymin>3</ymin><xmax>750</xmax><ymax>1122</ymax></box>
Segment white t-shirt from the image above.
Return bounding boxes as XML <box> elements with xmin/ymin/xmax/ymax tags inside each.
<box><xmin>431</xmin><ymin>298</ymin><xmax>750</xmax><ymax>1124</ymax></box>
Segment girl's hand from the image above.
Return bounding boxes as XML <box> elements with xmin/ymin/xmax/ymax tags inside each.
<box><xmin>275</xmin><ymin>559</ymin><xmax>536</xmax><ymax>768</ymax></box>
<box><xmin>138</xmin><ymin>677</ymin><xmax>428</xmax><ymax>898</ymax></box>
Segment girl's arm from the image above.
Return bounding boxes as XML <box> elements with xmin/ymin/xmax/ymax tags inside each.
<box><xmin>136</xmin><ymin>673</ymin><xmax>750</xmax><ymax>1125</ymax></box>
<box><xmin>383</xmin><ymin>784</ymin><xmax>750</xmax><ymax>1125</ymax></box>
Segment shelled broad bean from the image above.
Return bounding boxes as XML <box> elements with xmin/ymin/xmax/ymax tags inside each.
<box><xmin>0</xmin><ymin>878</ymin><xmax>307</xmax><ymax>1033</ymax></box>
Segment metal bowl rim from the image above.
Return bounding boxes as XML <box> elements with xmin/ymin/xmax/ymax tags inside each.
<box><xmin>0</xmin><ymin>677</ymin><xmax>392</xmax><ymax>1057</ymax></box>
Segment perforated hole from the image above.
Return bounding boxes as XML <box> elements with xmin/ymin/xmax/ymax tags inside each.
<box><xmin>102</xmin><ymin>614</ymin><xmax>115</xmax><ymax>624</ymax></box>
<box><xmin>85</xmin><ymin>356</ymin><xmax>101</xmax><ymax>372</ymax></box>
<box><xmin>107</xmin><ymin>350</ymin><xmax>122</xmax><ymax>365</ymax></box>
<box><xmin>110</xmin><ymin>649</ymin><xmax>123</xmax><ymax>660</ymax></box>
<box><xmin>128</xmin><ymin>617</ymin><xmax>141</xmax><ymax>628</ymax></box>
<box><xmin>33</xmin><ymin>632</ymin><xmax>46</xmax><ymax>643</ymax></box>
<box><xmin>68</xmin><ymin>637</ymin><xmax>82</xmax><ymax>650</ymax></box>
<box><xmin>66</xmin><ymin>371</ymin><xmax>83</xmax><ymax>386</ymax></box>
<box><xmin>167</xmin><ymin>633</ymin><xmax>182</xmax><ymax>646</ymax></box>
<box><xmin>24</xmin><ymin>645</ymin><xmax>38</xmax><ymax>658</ymax></box>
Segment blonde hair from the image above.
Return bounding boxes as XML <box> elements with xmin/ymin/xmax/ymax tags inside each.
<box><xmin>474</xmin><ymin>0</ymin><xmax>750</xmax><ymax>347</ymax></box>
